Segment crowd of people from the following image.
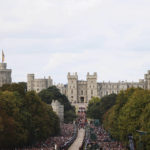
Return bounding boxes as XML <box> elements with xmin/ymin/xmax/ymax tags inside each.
<box><xmin>86</xmin><ymin>124</ymin><xmax>126</xmax><ymax>150</ymax></box>
<box><xmin>38</xmin><ymin>123</ymin><xmax>75</xmax><ymax>150</ymax></box>
<box><xmin>76</xmin><ymin>107</ymin><xmax>87</xmax><ymax>129</ymax></box>
<box><xmin>23</xmin><ymin>123</ymin><xmax>75</xmax><ymax>150</ymax></box>
<box><xmin>22</xmin><ymin>106</ymin><xmax>128</xmax><ymax>150</ymax></box>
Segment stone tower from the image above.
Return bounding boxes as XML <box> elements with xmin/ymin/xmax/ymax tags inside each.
<box><xmin>27</xmin><ymin>74</ymin><xmax>35</xmax><ymax>91</ymax></box>
<box><xmin>87</xmin><ymin>72</ymin><xmax>98</xmax><ymax>102</ymax></box>
<box><xmin>67</xmin><ymin>72</ymin><xmax>78</xmax><ymax>103</ymax></box>
<box><xmin>0</xmin><ymin>52</ymin><xmax>12</xmax><ymax>87</ymax></box>
<box><xmin>51</xmin><ymin>100</ymin><xmax>64</xmax><ymax>122</ymax></box>
<box><xmin>144</xmin><ymin>70</ymin><xmax>150</xmax><ymax>90</ymax></box>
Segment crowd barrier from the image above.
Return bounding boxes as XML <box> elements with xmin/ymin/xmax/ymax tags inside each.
<box><xmin>59</xmin><ymin>125</ymin><xmax>78</xmax><ymax>150</ymax></box>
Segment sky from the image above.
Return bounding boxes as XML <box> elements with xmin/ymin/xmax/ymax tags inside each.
<box><xmin>0</xmin><ymin>0</ymin><xmax>150</xmax><ymax>83</ymax></box>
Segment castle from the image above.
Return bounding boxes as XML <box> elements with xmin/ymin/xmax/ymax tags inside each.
<box><xmin>2</xmin><ymin>51</ymin><xmax>150</xmax><ymax>108</ymax></box>
<box><xmin>26</xmin><ymin>71</ymin><xmax>150</xmax><ymax>106</ymax></box>
<box><xmin>57</xmin><ymin>71</ymin><xmax>150</xmax><ymax>106</ymax></box>
<box><xmin>27</xmin><ymin>74</ymin><xmax>53</xmax><ymax>93</ymax></box>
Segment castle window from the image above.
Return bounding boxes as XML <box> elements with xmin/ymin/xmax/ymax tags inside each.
<box><xmin>71</xmin><ymin>90</ymin><xmax>73</xmax><ymax>94</ymax></box>
<box><xmin>91</xmin><ymin>90</ymin><xmax>93</xmax><ymax>95</ymax></box>
<box><xmin>81</xmin><ymin>90</ymin><xmax>83</xmax><ymax>95</ymax></box>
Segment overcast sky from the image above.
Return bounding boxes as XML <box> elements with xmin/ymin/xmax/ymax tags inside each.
<box><xmin>0</xmin><ymin>0</ymin><xmax>150</xmax><ymax>83</ymax></box>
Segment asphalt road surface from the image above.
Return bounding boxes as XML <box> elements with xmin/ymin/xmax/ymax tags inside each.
<box><xmin>69</xmin><ymin>128</ymin><xmax>85</xmax><ymax>150</ymax></box>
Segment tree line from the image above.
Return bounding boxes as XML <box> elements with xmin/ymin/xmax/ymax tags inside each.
<box><xmin>0</xmin><ymin>83</ymin><xmax>76</xmax><ymax>149</ymax></box>
<box><xmin>87</xmin><ymin>88</ymin><xmax>150</xmax><ymax>149</ymax></box>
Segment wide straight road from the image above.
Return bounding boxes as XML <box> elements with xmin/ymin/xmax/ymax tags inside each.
<box><xmin>69</xmin><ymin>128</ymin><xmax>85</xmax><ymax>150</ymax></box>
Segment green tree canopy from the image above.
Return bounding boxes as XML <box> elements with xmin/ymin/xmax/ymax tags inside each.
<box><xmin>103</xmin><ymin>88</ymin><xmax>150</xmax><ymax>149</ymax></box>
<box><xmin>38</xmin><ymin>86</ymin><xmax>76</xmax><ymax>123</ymax></box>
<box><xmin>0</xmin><ymin>82</ymin><xmax>27</xmax><ymax>96</ymax></box>
<box><xmin>87</xmin><ymin>94</ymin><xmax>117</xmax><ymax>122</ymax></box>
<box><xmin>0</xmin><ymin>84</ymin><xmax>60</xmax><ymax>149</ymax></box>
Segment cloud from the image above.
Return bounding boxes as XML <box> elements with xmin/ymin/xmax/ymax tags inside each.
<box><xmin>0</xmin><ymin>0</ymin><xmax>150</xmax><ymax>83</ymax></box>
<box><xmin>42</xmin><ymin>49</ymin><xmax>150</xmax><ymax>83</ymax></box>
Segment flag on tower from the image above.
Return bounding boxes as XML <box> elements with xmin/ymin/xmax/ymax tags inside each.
<box><xmin>2</xmin><ymin>50</ymin><xmax>5</xmax><ymax>63</ymax></box>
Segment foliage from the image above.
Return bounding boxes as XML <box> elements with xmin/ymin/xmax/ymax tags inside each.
<box><xmin>87</xmin><ymin>94</ymin><xmax>117</xmax><ymax>122</ymax></box>
<box><xmin>86</xmin><ymin>97</ymin><xmax>101</xmax><ymax>120</ymax></box>
<box><xmin>64</xmin><ymin>109</ymin><xmax>76</xmax><ymax>123</ymax></box>
<box><xmin>0</xmin><ymin>82</ymin><xmax>27</xmax><ymax>96</ymax></box>
<box><xmin>38</xmin><ymin>86</ymin><xmax>76</xmax><ymax>122</ymax></box>
<box><xmin>103</xmin><ymin>88</ymin><xmax>150</xmax><ymax>149</ymax></box>
<box><xmin>0</xmin><ymin>84</ymin><xmax>60</xmax><ymax>149</ymax></box>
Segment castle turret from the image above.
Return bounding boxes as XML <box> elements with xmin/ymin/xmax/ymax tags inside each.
<box><xmin>48</xmin><ymin>76</ymin><xmax>53</xmax><ymax>87</ymax></box>
<box><xmin>67</xmin><ymin>72</ymin><xmax>78</xmax><ymax>103</ymax></box>
<box><xmin>0</xmin><ymin>51</ymin><xmax>12</xmax><ymax>87</ymax></box>
<box><xmin>87</xmin><ymin>72</ymin><xmax>98</xmax><ymax>102</ymax></box>
<box><xmin>27</xmin><ymin>74</ymin><xmax>34</xmax><ymax>91</ymax></box>
<box><xmin>51</xmin><ymin>100</ymin><xmax>64</xmax><ymax>122</ymax></box>
<box><xmin>144</xmin><ymin>70</ymin><xmax>150</xmax><ymax>90</ymax></box>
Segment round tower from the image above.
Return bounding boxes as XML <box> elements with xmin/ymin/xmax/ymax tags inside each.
<box><xmin>0</xmin><ymin>51</ymin><xmax>12</xmax><ymax>87</ymax></box>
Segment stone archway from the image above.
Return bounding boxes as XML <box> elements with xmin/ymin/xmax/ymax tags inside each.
<box><xmin>80</xmin><ymin>97</ymin><xmax>84</xmax><ymax>103</ymax></box>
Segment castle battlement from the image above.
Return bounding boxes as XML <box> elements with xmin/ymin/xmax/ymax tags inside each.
<box><xmin>87</xmin><ymin>72</ymin><xmax>97</xmax><ymax>79</ymax></box>
<box><xmin>27</xmin><ymin>74</ymin><xmax>53</xmax><ymax>93</ymax></box>
<box><xmin>67</xmin><ymin>72</ymin><xmax>78</xmax><ymax>79</ymax></box>
<box><xmin>57</xmin><ymin>71</ymin><xmax>150</xmax><ymax>107</ymax></box>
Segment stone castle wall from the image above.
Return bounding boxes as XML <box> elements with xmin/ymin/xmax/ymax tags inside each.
<box><xmin>58</xmin><ymin>71</ymin><xmax>149</xmax><ymax>105</ymax></box>
<box><xmin>27</xmin><ymin>74</ymin><xmax>53</xmax><ymax>93</ymax></box>
<box><xmin>51</xmin><ymin>100</ymin><xmax>64</xmax><ymax>122</ymax></box>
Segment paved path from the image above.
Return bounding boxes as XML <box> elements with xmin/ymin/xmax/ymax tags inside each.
<box><xmin>69</xmin><ymin>128</ymin><xmax>85</xmax><ymax>150</ymax></box>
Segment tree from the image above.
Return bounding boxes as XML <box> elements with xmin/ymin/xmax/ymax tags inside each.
<box><xmin>0</xmin><ymin>91</ymin><xmax>28</xmax><ymax>148</ymax></box>
<box><xmin>0</xmin><ymin>82</ymin><xmax>27</xmax><ymax>96</ymax></box>
<box><xmin>103</xmin><ymin>88</ymin><xmax>150</xmax><ymax>149</ymax></box>
<box><xmin>87</xmin><ymin>97</ymin><xmax>101</xmax><ymax>120</ymax></box>
<box><xmin>38</xmin><ymin>86</ymin><xmax>76</xmax><ymax>123</ymax></box>
<box><xmin>87</xmin><ymin>94</ymin><xmax>117</xmax><ymax>123</ymax></box>
<box><xmin>0</xmin><ymin>89</ymin><xmax>60</xmax><ymax>148</ymax></box>
<box><xmin>22</xmin><ymin>91</ymin><xmax>60</xmax><ymax>144</ymax></box>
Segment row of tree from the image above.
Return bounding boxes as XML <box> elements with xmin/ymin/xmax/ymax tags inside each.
<box><xmin>87</xmin><ymin>94</ymin><xmax>117</xmax><ymax>123</ymax></box>
<box><xmin>0</xmin><ymin>83</ymin><xmax>76</xmax><ymax>148</ymax></box>
<box><xmin>0</xmin><ymin>83</ymin><xmax>60</xmax><ymax>148</ymax></box>
<box><xmin>87</xmin><ymin>88</ymin><xmax>150</xmax><ymax>149</ymax></box>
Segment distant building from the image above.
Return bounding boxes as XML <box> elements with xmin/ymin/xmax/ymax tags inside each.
<box><xmin>57</xmin><ymin>72</ymin><xmax>148</xmax><ymax>106</ymax></box>
<box><xmin>0</xmin><ymin>51</ymin><xmax>12</xmax><ymax>87</ymax></box>
<box><xmin>51</xmin><ymin>100</ymin><xmax>64</xmax><ymax>122</ymax></box>
<box><xmin>27</xmin><ymin>74</ymin><xmax>53</xmax><ymax>93</ymax></box>
<box><xmin>67</xmin><ymin>72</ymin><xmax>98</xmax><ymax>103</ymax></box>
